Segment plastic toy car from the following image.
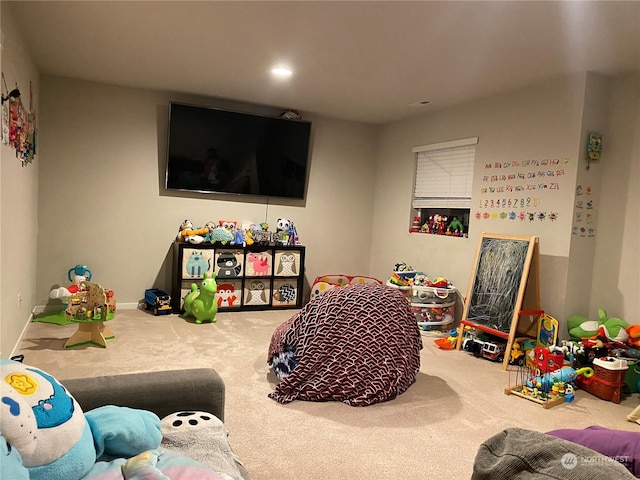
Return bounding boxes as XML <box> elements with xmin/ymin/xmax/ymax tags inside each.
<box><xmin>462</xmin><ymin>329</ymin><xmax>489</xmax><ymax>356</ymax></box>
<box><xmin>481</xmin><ymin>340</ymin><xmax>508</xmax><ymax>362</ymax></box>
<box><xmin>144</xmin><ymin>288</ymin><xmax>172</xmax><ymax>315</ymax></box>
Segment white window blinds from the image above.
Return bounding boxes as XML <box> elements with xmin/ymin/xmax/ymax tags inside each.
<box><xmin>412</xmin><ymin>137</ymin><xmax>478</xmax><ymax>209</ymax></box>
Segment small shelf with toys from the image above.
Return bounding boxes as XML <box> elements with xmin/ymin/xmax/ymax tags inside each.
<box><xmin>409</xmin><ymin>208</ymin><xmax>469</xmax><ymax>238</ymax></box>
<box><xmin>171</xmin><ymin>219</ymin><xmax>305</xmax><ymax>313</ymax></box>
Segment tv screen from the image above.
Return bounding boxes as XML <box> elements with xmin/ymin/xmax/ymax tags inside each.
<box><xmin>165</xmin><ymin>102</ymin><xmax>312</xmax><ymax>199</ymax></box>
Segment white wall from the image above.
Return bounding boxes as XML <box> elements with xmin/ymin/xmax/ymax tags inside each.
<box><xmin>2</xmin><ymin>14</ymin><xmax>637</xmax><ymax>354</ymax></box>
<box><xmin>565</xmin><ymin>73</ymin><xmax>610</xmax><ymax>321</ymax></box>
<box><xmin>370</xmin><ymin>75</ymin><xmax>587</xmax><ymax>326</ymax></box>
<box><xmin>35</xmin><ymin>76</ymin><xmax>378</xmax><ymax>309</ymax></box>
<box><xmin>0</xmin><ymin>6</ymin><xmax>39</xmax><ymax>356</ymax></box>
<box><xmin>590</xmin><ymin>73</ymin><xmax>640</xmax><ymax>323</ymax></box>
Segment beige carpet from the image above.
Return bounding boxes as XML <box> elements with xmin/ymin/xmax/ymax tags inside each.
<box><xmin>16</xmin><ymin>308</ymin><xmax>640</xmax><ymax>480</ymax></box>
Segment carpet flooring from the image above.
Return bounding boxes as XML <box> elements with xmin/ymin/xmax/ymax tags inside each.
<box><xmin>15</xmin><ymin>307</ymin><xmax>640</xmax><ymax>479</ymax></box>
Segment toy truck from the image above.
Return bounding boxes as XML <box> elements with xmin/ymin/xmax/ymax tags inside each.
<box><xmin>144</xmin><ymin>288</ymin><xmax>172</xmax><ymax>315</ymax></box>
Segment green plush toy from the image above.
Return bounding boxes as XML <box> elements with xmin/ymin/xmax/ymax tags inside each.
<box><xmin>567</xmin><ymin>308</ymin><xmax>629</xmax><ymax>342</ymax></box>
<box><xmin>183</xmin><ymin>272</ymin><xmax>218</xmax><ymax>324</ymax></box>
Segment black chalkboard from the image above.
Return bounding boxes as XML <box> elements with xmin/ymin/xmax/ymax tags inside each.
<box><xmin>467</xmin><ymin>235</ymin><xmax>533</xmax><ymax>332</ymax></box>
<box><xmin>457</xmin><ymin>233</ymin><xmax>540</xmax><ymax>369</ymax></box>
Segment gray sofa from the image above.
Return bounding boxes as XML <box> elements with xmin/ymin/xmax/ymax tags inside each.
<box><xmin>64</xmin><ymin>368</ymin><xmax>226</xmax><ymax>421</ymax></box>
<box><xmin>64</xmin><ymin>368</ymin><xmax>250</xmax><ymax>479</ymax></box>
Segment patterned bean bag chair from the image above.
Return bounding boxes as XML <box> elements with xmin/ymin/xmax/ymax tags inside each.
<box><xmin>267</xmin><ymin>283</ymin><xmax>423</xmax><ymax>406</ymax></box>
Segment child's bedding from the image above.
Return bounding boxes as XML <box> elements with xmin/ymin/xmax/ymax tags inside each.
<box><xmin>268</xmin><ymin>282</ymin><xmax>423</xmax><ymax>406</ymax></box>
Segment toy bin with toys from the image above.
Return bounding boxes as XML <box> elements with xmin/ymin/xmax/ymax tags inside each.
<box><xmin>411</xmin><ymin>282</ymin><xmax>456</xmax><ymax>337</ymax></box>
<box><xmin>576</xmin><ymin>357</ymin><xmax>629</xmax><ymax>404</ymax></box>
<box><xmin>411</xmin><ymin>284</ymin><xmax>457</xmax><ymax>304</ymax></box>
<box><xmin>412</xmin><ymin>301</ymin><xmax>455</xmax><ymax>337</ymax></box>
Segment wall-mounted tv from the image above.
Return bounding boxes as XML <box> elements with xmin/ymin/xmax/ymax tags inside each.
<box><xmin>165</xmin><ymin>102</ymin><xmax>312</xmax><ymax>199</ymax></box>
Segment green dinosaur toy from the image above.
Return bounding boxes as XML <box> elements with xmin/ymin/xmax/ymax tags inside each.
<box><xmin>183</xmin><ymin>271</ymin><xmax>218</xmax><ymax>324</ymax></box>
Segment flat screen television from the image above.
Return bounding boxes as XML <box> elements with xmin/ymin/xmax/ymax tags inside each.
<box><xmin>165</xmin><ymin>102</ymin><xmax>312</xmax><ymax>199</ymax></box>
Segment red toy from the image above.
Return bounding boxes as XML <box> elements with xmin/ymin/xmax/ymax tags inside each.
<box><xmin>533</xmin><ymin>346</ymin><xmax>564</xmax><ymax>374</ymax></box>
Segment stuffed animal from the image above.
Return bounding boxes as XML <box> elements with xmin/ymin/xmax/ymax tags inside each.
<box><xmin>567</xmin><ymin>308</ymin><xmax>629</xmax><ymax>343</ymax></box>
<box><xmin>597</xmin><ymin>309</ymin><xmax>629</xmax><ymax>343</ymax></box>
<box><xmin>567</xmin><ymin>314</ymin><xmax>599</xmax><ymax>340</ymax></box>
<box><xmin>1</xmin><ymin>359</ymin><xmax>230</xmax><ymax>480</ymax></box>
<box><xmin>627</xmin><ymin>324</ymin><xmax>640</xmax><ymax>348</ymax></box>
<box><xmin>0</xmin><ymin>358</ymin><xmax>162</xmax><ymax>480</ymax></box>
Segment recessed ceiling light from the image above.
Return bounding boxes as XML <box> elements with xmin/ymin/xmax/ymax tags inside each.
<box><xmin>271</xmin><ymin>66</ymin><xmax>293</xmax><ymax>77</ymax></box>
<box><xmin>409</xmin><ymin>100</ymin><xmax>432</xmax><ymax>107</ymax></box>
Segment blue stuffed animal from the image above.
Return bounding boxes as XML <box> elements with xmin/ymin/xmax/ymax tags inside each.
<box><xmin>0</xmin><ymin>358</ymin><xmax>162</xmax><ymax>480</ymax></box>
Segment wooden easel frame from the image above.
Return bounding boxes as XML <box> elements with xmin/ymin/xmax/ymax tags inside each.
<box><xmin>455</xmin><ymin>233</ymin><xmax>541</xmax><ymax>370</ymax></box>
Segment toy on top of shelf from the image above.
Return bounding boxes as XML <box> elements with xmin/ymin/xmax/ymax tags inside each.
<box><xmin>410</xmin><ymin>216</ymin><xmax>421</xmax><ymax>233</ymax></box>
<box><xmin>274</xmin><ymin>218</ymin><xmax>299</xmax><ymax>246</ymax></box>
<box><xmin>208</xmin><ymin>225</ymin><xmax>234</xmax><ymax>245</ymax></box>
<box><xmin>68</xmin><ymin>264</ymin><xmax>92</xmax><ymax>282</ymax></box>
<box><xmin>252</xmin><ymin>224</ymin><xmax>272</xmax><ymax>246</ymax></box>
<box><xmin>217</xmin><ymin>220</ymin><xmax>246</xmax><ymax>246</ymax></box>
<box><xmin>413</xmin><ymin>273</ymin><xmax>429</xmax><ymax>286</ymax></box>
<box><xmin>446</xmin><ymin>216</ymin><xmax>465</xmax><ymax>237</ymax></box>
<box><xmin>177</xmin><ymin>219</ymin><xmax>208</xmax><ymax>244</ymax></box>
<box><xmin>183</xmin><ymin>271</ymin><xmax>218</xmax><ymax>324</ymax></box>
<box><xmin>389</xmin><ymin>262</ymin><xmax>416</xmax><ymax>286</ymax></box>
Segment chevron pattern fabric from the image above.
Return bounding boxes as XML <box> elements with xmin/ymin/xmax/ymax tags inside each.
<box><xmin>267</xmin><ymin>283</ymin><xmax>423</xmax><ymax>406</ymax></box>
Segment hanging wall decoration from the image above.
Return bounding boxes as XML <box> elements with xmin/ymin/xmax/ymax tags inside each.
<box><xmin>586</xmin><ymin>132</ymin><xmax>602</xmax><ymax>170</ymax></box>
<box><xmin>1</xmin><ymin>73</ymin><xmax>36</xmax><ymax>166</ymax></box>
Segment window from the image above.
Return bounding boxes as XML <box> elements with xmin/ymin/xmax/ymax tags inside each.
<box><xmin>410</xmin><ymin>137</ymin><xmax>477</xmax><ymax>236</ymax></box>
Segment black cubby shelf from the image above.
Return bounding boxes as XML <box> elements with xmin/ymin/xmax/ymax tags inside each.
<box><xmin>171</xmin><ymin>241</ymin><xmax>305</xmax><ymax>313</ymax></box>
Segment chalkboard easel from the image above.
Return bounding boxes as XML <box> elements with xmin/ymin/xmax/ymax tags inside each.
<box><xmin>455</xmin><ymin>233</ymin><xmax>541</xmax><ymax>370</ymax></box>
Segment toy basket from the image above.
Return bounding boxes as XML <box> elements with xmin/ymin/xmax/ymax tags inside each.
<box><xmin>576</xmin><ymin>357</ymin><xmax>628</xmax><ymax>403</ymax></box>
<box><xmin>412</xmin><ymin>301</ymin><xmax>455</xmax><ymax>337</ymax></box>
<box><xmin>411</xmin><ymin>285</ymin><xmax>457</xmax><ymax>304</ymax></box>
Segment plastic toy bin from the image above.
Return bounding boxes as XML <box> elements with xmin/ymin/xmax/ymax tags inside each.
<box><xmin>411</xmin><ymin>285</ymin><xmax>457</xmax><ymax>304</ymax></box>
<box><xmin>577</xmin><ymin>357</ymin><xmax>628</xmax><ymax>404</ymax></box>
<box><xmin>412</xmin><ymin>301</ymin><xmax>455</xmax><ymax>337</ymax></box>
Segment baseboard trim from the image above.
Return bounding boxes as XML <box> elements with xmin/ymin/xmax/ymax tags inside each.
<box><xmin>11</xmin><ymin>303</ymin><xmax>141</xmax><ymax>357</ymax></box>
<box><xmin>10</xmin><ymin>311</ymin><xmax>35</xmax><ymax>359</ymax></box>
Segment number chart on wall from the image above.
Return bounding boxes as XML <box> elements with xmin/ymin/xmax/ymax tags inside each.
<box><xmin>475</xmin><ymin>157</ymin><xmax>571</xmax><ymax>224</ymax></box>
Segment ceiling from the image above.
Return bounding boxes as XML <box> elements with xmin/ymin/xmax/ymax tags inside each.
<box><xmin>4</xmin><ymin>1</ymin><xmax>640</xmax><ymax>125</ymax></box>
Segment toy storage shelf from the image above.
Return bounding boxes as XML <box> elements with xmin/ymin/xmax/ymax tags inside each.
<box><xmin>171</xmin><ymin>241</ymin><xmax>305</xmax><ymax>313</ymax></box>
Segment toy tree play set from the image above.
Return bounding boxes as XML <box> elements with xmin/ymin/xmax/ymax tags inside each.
<box><xmin>34</xmin><ymin>265</ymin><xmax>117</xmax><ymax>349</ymax></box>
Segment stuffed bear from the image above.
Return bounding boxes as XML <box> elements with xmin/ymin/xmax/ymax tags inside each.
<box><xmin>0</xmin><ymin>358</ymin><xmax>229</xmax><ymax>480</ymax></box>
